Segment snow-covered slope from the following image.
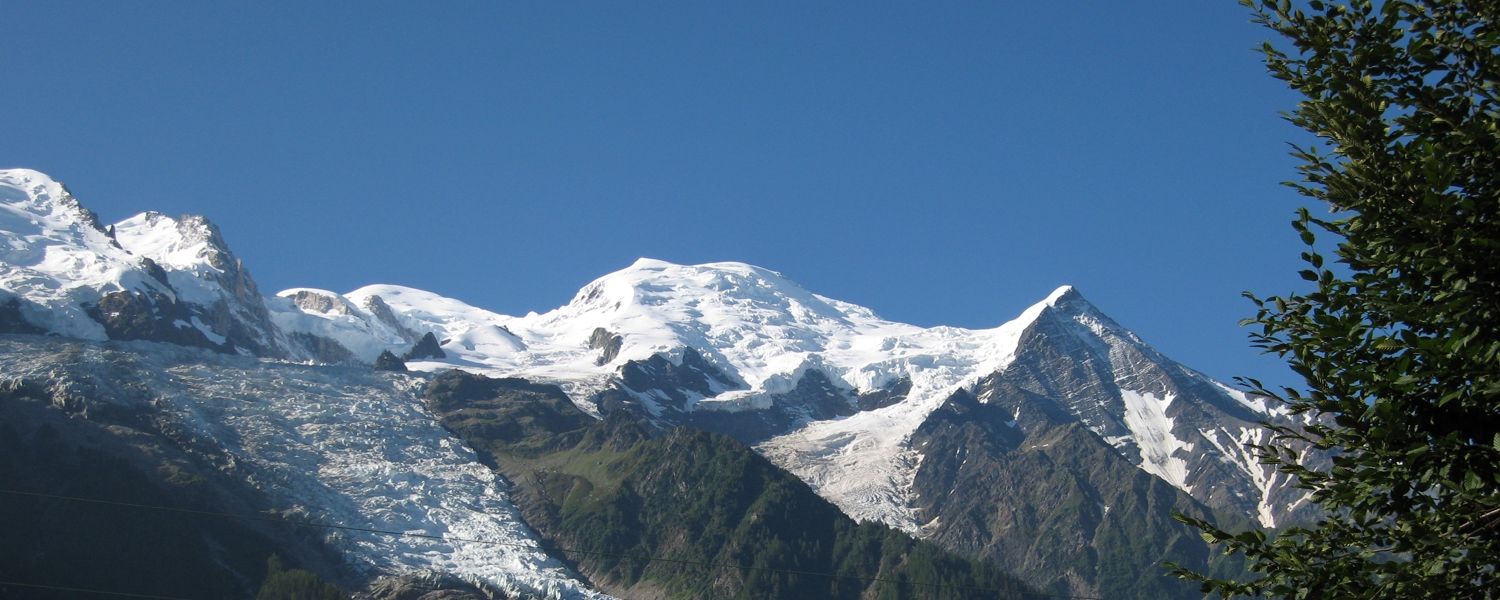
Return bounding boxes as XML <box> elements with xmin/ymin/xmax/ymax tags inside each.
<box><xmin>269</xmin><ymin>287</ymin><xmax>421</xmax><ymax>363</ymax></box>
<box><xmin>0</xmin><ymin>336</ymin><xmax>608</xmax><ymax>599</ymax></box>
<box><xmin>284</xmin><ymin>258</ymin><xmax>1047</xmax><ymax>396</ymax></box>
<box><xmin>953</xmin><ymin>288</ymin><xmax>1313</xmax><ymax>528</ymax></box>
<box><xmin>1</xmin><ymin>169</ymin><xmax>290</xmax><ymax>356</ymax></box>
<box><xmin>274</xmin><ymin>258</ymin><xmax>1307</xmax><ymax>530</ymax></box>
<box><xmin>112</xmin><ymin>210</ymin><xmax>289</xmax><ymax>356</ymax></box>
<box><xmin>0</xmin><ymin>169</ymin><xmax>174</xmax><ymax>339</ymax></box>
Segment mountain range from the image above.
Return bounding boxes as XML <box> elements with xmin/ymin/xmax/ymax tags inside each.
<box><xmin>0</xmin><ymin>168</ymin><xmax>1310</xmax><ymax>599</ymax></box>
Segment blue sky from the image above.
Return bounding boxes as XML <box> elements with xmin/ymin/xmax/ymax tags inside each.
<box><xmin>2</xmin><ymin>1</ymin><xmax>1313</xmax><ymax>389</ymax></box>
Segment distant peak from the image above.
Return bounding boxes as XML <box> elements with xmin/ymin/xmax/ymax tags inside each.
<box><xmin>1001</xmin><ymin>284</ymin><xmax>1089</xmax><ymax>330</ymax></box>
<box><xmin>112</xmin><ymin>209</ymin><xmax>237</xmax><ymax>272</ymax></box>
<box><xmin>0</xmin><ymin>168</ymin><xmax>108</xmax><ymax>234</ymax></box>
<box><xmin>628</xmin><ymin>257</ymin><xmax>676</xmax><ymax>270</ymax></box>
<box><xmin>1029</xmin><ymin>285</ymin><xmax>1105</xmax><ymax>321</ymax></box>
<box><xmin>118</xmin><ymin>211</ymin><xmax>220</xmax><ymax>236</ymax></box>
<box><xmin>1043</xmin><ymin>285</ymin><xmax>1080</xmax><ymax>306</ymax></box>
<box><xmin>622</xmin><ymin>257</ymin><xmax>776</xmax><ymax>275</ymax></box>
<box><xmin>0</xmin><ymin>167</ymin><xmax>58</xmax><ymax>187</ymax></box>
<box><xmin>593</xmin><ymin>259</ymin><xmax>798</xmax><ymax>295</ymax></box>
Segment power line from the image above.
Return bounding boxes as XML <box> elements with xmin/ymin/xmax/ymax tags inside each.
<box><xmin>2</xmin><ymin>488</ymin><xmax>1102</xmax><ymax>600</ymax></box>
<box><xmin>0</xmin><ymin>579</ymin><xmax>194</xmax><ymax>600</ymax></box>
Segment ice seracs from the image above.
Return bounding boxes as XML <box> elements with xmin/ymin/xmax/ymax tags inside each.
<box><xmin>0</xmin><ymin>337</ymin><xmax>608</xmax><ymax>599</ymax></box>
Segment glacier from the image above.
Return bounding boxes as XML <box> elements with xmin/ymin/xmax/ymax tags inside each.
<box><xmin>0</xmin><ymin>336</ymin><xmax>609</xmax><ymax>599</ymax></box>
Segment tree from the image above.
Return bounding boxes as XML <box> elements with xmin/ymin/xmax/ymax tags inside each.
<box><xmin>1173</xmin><ymin>0</ymin><xmax>1500</xmax><ymax>597</ymax></box>
<box><xmin>255</xmin><ymin>555</ymin><xmax>345</xmax><ymax>600</ymax></box>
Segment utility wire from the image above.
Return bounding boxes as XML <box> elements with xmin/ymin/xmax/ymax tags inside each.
<box><xmin>0</xmin><ymin>579</ymin><xmax>194</xmax><ymax>600</ymax></box>
<box><xmin>1</xmin><ymin>488</ymin><xmax>1102</xmax><ymax>600</ymax></box>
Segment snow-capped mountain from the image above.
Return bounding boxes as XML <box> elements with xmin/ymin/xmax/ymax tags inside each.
<box><xmin>0</xmin><ymin>168</ymin><xmax>175</xmax><ymax>340</ymax></box>
<box><xmin>0</xmin><ymin>169</ymin><xmax>290</xmax><ymax>357</ymax></box>
<box><xmin>1</xmin><ymin>168</ymin><xmax>1311</xmax><ymax>598</ymax></box>
<box><xmin>0</xmin><ymin>168</ymin><xmax>1308</xmax><ymax>530</ymax></box>
<box><xmin>260</xmin><ymin>254</ymin><xmax>1313</xmax><ymax>597</ymax></box>
<box><xmin>265</xmin><ymin>257</ymin><xmax>1308</xmax><ymax>530</ymax></box>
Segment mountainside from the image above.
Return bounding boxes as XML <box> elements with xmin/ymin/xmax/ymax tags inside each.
<box><xmin>0</xmin><ymin>350</ymin><xmax>333</xmax><ymax>600</ymax></box>
<box><xmin>423</xmin><ymin>370</ymin><xmax>1039</xmax><ymax>599</ymax></box>
<box><xmin>0</xmin><ymin>336</ymin><xmax>603</xmax><ymax>599</ymax></box>
<box><xmin>0</xmin><ymin>169</ymin><xmax>295</xmax><ymax>358</ymax></box>
<box><xmin>0</xmin><ymin>168</ymin><xmax>1313</xmax><ymax>599</ymax></box>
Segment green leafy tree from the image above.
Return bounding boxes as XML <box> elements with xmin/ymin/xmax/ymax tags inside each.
<box><xmin>1173</xmin><ymin>0</ymin><xmax>1499</xmax><ymax>598</ymax></box>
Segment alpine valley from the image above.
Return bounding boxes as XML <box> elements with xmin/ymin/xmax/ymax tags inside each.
<box><xmin>0</xmin><ymin>168</ymin><xmax>1313</xmax><ymax>599</ymax></box>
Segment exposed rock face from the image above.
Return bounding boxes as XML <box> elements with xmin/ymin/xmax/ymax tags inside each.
<box><xmin>855</xmin><ymin>376</ymin><xmax>910</xmax><ymax>411</ymax></box>
<box><xmin>112</xmin><ymin>211</ymin><xmax>290</xmax><ymax>358</ymax></box>
<box><xmin>0</xmin><ymin>296</ymin><xmax>44</xmax><ymax>334</ymax></box>
<box><xmin>363</xmin><ymin>294</ymin><xmax>420</xmax><ymax>344</ymax></box>
<box><xmin>404</xmin><ymin>332</ymin><xmax>446</xmax><ymax>361</ymax></box>
<box><xmin>596</xmin><ymin>347</ymin><xmax>739</xmax><ymax>415</ymax></box>
<box><xmin>585</xmin><ymin>327</ymin><xmax>622</xmax><ymax>366</ymax></box>
<box><xmin>139</xmin><ymin>256</ymin><xmax>172</xmax><ymax>287</ymax></box>
<box><xmin>374</xmin><ymin>350</ymin><xmax>408</xmax><ymax>372</ymax></box>
<box><xmin>288</xmin><ymin>289</ymin><xmax>353</xmax><ymax>314</ymax></box>
<box><xmin>86</xmin><ymin>290</ymin><xmax>229</xmax><ymax>352</ymax></box>
<box><xmin>288</xmin><ymin>331</ymin><xmax>359</xmax><ymax>365</ymax></box>
<box><xmin>586</xmin><ymin>348</ymin><xmax>867</xmax><ymax>444</ymax></box>
<box><xmin>909</xmin><ymin>388</ymin><xmax>1238</xmax><ymax>600</ymax></box>
<box><xmin>973</xmin><ymin>292</ymin><xmax>1314</xmax><ymax>528</ymax></box>
<box><xmin>687</xmin><ymin>369</ymin><xmax>857</xmax><ymax>443</ymax></box>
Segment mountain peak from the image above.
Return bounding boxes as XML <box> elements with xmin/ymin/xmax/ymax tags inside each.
<box><xmin>567</xmin><ymin>258</ymin><xmax>821</xmax><ymax>316</ymax></box>
<box><xmin>114</xmin><ymin>211</ymin><xmax>235</xmax><ymax>273</ymax></box>
<box><xmin>1043</xmin><ymin>284</ymin><xmax>1078</xmax><ymax>305</ymax></box>
<box><xmin>0</xmin><ymin>168</ymin><xmax>108</xmax><ymax>235</ymax></box>
<box><xmin>626</xmin><ymin>256</ymin><xmax>676</xmax><ymax>270</ymax></box>
<box><xmin>616</xmin><ymin>257</ymin><xmax>790</xmax><ymax>284</ymax></box>
<box><xmin>1031</xmin><ymin>284</ymin><xmax>1112</xmax><ymax>323</ymax></box>
<box><xmin>0</xmin><ymin>168</ymin><xmax>65</xmax><ymax>202</ymax></box>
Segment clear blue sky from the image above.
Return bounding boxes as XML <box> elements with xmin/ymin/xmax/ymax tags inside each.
<box><xmin>2</xmin><ymin>1</ymin><xmax>1314</xmax><ymax>389</ymax></box>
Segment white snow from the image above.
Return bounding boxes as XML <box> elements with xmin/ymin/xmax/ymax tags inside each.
<box><xmin>1119</xmin><ymin>390</ymin><xmax>1193</xmax><ymax>493</ymax></box>
<box><xmin>1199</xmin><ymin>426</ymin><xmax>1279</xmax><ymax>527</ymax></box>
<box><xmin>112</xmin><ymin>211</ymin><xmax>226</xmax><ymax>305</ymax></box>
<box><xmin>1214</xmin><ymin>381</ymin><xmax>1290</xmax><ymax>418</ymax></box>
<box><xmin>0</xmin><ymin>338</ymin><xmax>609</xmax><ymax>599</ymax></box>
<box><xmin>0</xmin><ymin>169</ymin><xmax>172</xmax><ymax>339</ymax></box>
<box><xmin>1</xmin><ymin>169</ymin><xmax>291</xmax><ymax>356</ymax></box>
<box><xmin>269</xmin><ymin>288</ymin><xmax>417</xmax><ymax>361</ymax></box>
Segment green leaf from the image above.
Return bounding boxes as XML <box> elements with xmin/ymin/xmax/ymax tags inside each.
<box><xmin>1174</xmin><ymin>0</ymin><xmax>1500</xmax><ymax>594</ymax></box>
